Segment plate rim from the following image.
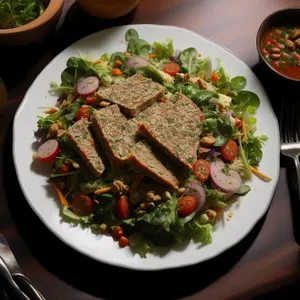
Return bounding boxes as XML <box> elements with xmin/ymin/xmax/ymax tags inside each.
<box><xmin>12</xmin><ymin>24</ymin><xmax>281</xmax><ymax>271</ymax></box>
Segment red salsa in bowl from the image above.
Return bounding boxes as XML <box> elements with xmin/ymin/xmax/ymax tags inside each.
<box><xmin>261</xmin><ymin>26</ymin><xmax>300</xmax><ymax>80</ymax></box>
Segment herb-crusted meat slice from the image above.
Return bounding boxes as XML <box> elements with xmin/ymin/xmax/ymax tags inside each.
<box><xmin>137</xmin><ymin>93</ymin><xmax>202</xmax><ymax>170</ymax></box>
<box><xmin>91</xmin><ymin>105</ymin><xmax>138</xmax><ymax>167</ymax></box>
<box><xmin>128</xmin><ymin>141</ymin><xmax>181</xmax><ymax>189</ymax></box>
<box><xmin>99</xmin><ymin>74</ymin><xmax>165</xmax><ymax>117</ymax></box>
<box><xmin>66</xmin><ymin>118</ymin><xmax>105</xmax><ymax>177</ymax></box>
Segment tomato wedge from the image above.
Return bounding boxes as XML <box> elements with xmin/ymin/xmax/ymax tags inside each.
<box><xmin>221</xmin><ymin>139</ymin><xmax>238</xmax><ymax>161</ymax></box>
<box><xmin>37</xmin><ymin>139</ymin><xmax>59</xmax><ymax>162</ymax></box>
<box><xmin>72</xmin><ymin>194</ymin><xmax>93</xmax><ymax>216</ymax></box>
<box><xmin>76</xmin><ymin>107</ymin><xmax>90</xmax><ymax>121</ymax></box>
<box><xmin>162</xmin><ymin>63</ymin><xmax>181</xmax><ymax>76</ymax></box>
<box><xmin>178</xmin><ymin>196</ymin><xmax>197</xmax><ymax>217</ymax></box>
<box><xmin>193</xmin><ymin>159</ymin><xmax>211</xmax><ymax>182</ymax></box>
<box><xmin>116</xmin><ymin>195</ymin><xmax>130</xmax><ymax>219</ymax></box>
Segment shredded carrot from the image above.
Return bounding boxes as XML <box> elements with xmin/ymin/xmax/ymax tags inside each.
<box><xmin>94</xmin><ymin>187</ymin><xmax>113</xmax><ymax>195</ymax></box>
<box><xmin>114</xmin><ymin>60</ymin><xmax>123</xmax><ymax>67</ymax></box>
<box><xmin>70</xmin><ymin>92</ymin><xmax>79</xmax><ymax>104</ymax></box>
<box><xmin>250</xmin><ymin>166</ymin><xmax>272</xmax><ymax>181</ymax></box>
<box><xmin>50</xmin><ymin>181</ymin><xmax>69</xmax><ymax>208</ymax></box>
<box><xmin>148</xmin><ymin>53</ymin><xmax>158</xmax><ymax>58</ymax></box>
<box><xmin>94</xmin><ymin>59</ymin><xmax>102</xmax><ymax>64</ymax></box>
<box><xmin>159</xmin><ymin>98</ymin><xmax>167</xmax><ymax>103</ymax></box>
<box><xmin>211</xmin><ymin>72</ymin><xmax>219</xmax><ymax>82</ymax></box>
<box><xmin>242</xmin><ymin>120</ymin><xmax>248</xmax><ymax>140</ymax></box>
<box><xmin>130</xmin><ymin>174</ymin><xmax>144</xmax><ymax>193</ymax></box>
<box><xmin>93</xmin><ymin>199</ymin><xmax>99</xmax><ymax>204</ymax></box>
<box><xmin>111</xmin><ymin>68</ymin><xmax>122</xmax><ymax>76</ymax></box>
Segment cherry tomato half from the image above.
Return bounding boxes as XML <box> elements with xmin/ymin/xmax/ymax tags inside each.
<box><xmin>178</xmin><ymin>196</ymin><xmax>197</xmax><ymax>217</ymax></box>
<box><xmin>193</xmin><ymin>159</ymin><xmax>211</xmax><ymax>182</ymax></box>
<box><xmin>220</xmin><ymin>139</ymin><xmax>238</xmax><ymax>161</ymax></box>
<box><xmin>86</xmin><ymin>97</ymin><xmax>96</xmax><ymax>106</ymax></box>
<box><xmin>116</xmin><ymin>195</ymin><xmax>130</xmax><ymax>219</ymax></box>
<box><xmin>162</xmin><ymin>63</ymin><xmax>181</xmax><ymax>76</ymax></box>
<box><xmin>72</xmin><ymin>194</ymin><xmax>93</xmax><ymax>216</ymax></box>
<box><xmin>76</xmin><ymin>107</ymin><xmax>90</xmax><ymax>121</ymax></box>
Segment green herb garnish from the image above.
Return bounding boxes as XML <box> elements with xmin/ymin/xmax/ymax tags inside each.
<box><xmin>0</xmin><ymin>0</ymin><xmax>44</xmax><ymax>29</ymax></box>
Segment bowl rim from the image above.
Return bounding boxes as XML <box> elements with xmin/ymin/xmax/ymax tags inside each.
<box><xmin>256</xmin><ymin>7</ymin><xmax>300</xmax><ymax>82</ymax></box>
<box><xmin>0</xmin><ymin>0</ymin><xmax>64</xmax><ymax>35</ymax></box>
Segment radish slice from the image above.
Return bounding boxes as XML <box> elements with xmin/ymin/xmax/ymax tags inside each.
<box><xmin>76</xmin><ymin>76</ymin><xmax>99</xmax><ymax>96</ymax></box>
<box><xmin>37</xmin><ymin>139</ymin><xmax>59</xmax><ymax>162</ymax></box>
<box><xmin>126</xmin><ymin>56</ymin><xmax>149</xmax><ymax>69</ymax></box>
<box><xmin>210</xmin><ymin>159</ymin><xmax>242</xmax><ymax>194</ymax></box>
<box><xmin>185</xmin><ymin>181</ymin><xmax>206</xmax><ymax>213</ymax></box>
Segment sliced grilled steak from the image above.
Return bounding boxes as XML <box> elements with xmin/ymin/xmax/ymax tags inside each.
<box><xmin>91</xmin><ymin>105</ymin><xmax>139</xmax><ymax>168</ymax></box>
<box><xmin>137</xmin><ymin>93</ymin><xmax>202</xmax><ymax>170</ymax></box>
<box><xmin>99</xmin><ymin>74</ymin><xmax>165</xmax><ymax>117</ymax></box>
<box><xmin>66</xmin><ymin>118</ymin><xmax>105</xmax><ymax>177</ymax></box>
<box><xmin>128</xmin><ymin>140</ymin><xmax>181</xmax><ymax>189</ymax></box>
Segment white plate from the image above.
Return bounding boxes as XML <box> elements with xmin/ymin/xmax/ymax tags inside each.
<box><xmin>13</xmin><ymin>24</ymin><xmax>280</xmax><ymax>270</ymax></box>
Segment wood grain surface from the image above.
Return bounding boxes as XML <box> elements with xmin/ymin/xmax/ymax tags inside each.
<box><xmin>1</xmin><ymin>0</ymin><xmax>300</xmax><ymax>299</ymax></box>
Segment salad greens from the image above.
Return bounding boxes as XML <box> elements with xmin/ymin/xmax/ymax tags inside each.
<box><xmin>153</xmin><ymin>38</ymin><xmax>174</xmax><ymax>59</ymax></box>
<box><xmin>179</xmin><ymin>47</ymin><xmax>198</xmax><ymax>74</ymax></box>
<box><xmin>0</xmin><ymin>0</ymin><xmax>44</xmax><ymax>29</ymax></box>
<box><xmin>35</xmin><ymin>28</ymin><xmax>271</xmax><ymax>258</ymax></box>
<box><xmin>125</xmin><ymin>28</ymin><xmax>151</xmax><ymax>56</ymax></box>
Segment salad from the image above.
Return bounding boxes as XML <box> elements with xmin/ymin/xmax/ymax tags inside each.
<box><xmin>0</xmin><ymin>0</ymin><xmax>44</xmax><ymax>29</ymax></box>
<box><xmin>33</xmin><ymin>28</ymin><xmax>271</xmax><ymax>257</ymax></box>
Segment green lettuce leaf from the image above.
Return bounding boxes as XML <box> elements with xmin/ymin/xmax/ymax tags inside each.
<box><xmin>238</xmin><ymin>136</ymin><xmax>252</xmax><ymax>180</ymax></box>
<box><xmin>204</xmin><ymin>188</ymin><xmax>231</xmax><ymax>209</ymax></box>
<box><xmin>152</xmin><ymin>38</ymin><xmax>174</xmax><ymax>59</ymax></box>
<box><xmin>196</xmin><ymin>56</ymin><xmax>213</xmax><ymax>78</ymax></box>
<box><xmin>216</xmin><ymin>59</ymin><xmax>231</xmax><ymax>92</ymax></box>
<box><xmin>131</xmin><ymin>238</ymin><xmax>151</xmax><ymax>259</ymax></box>
<box><xmin>230</xmin><ymin>76</ymin><xmax>247</xmax><ymax>93</ymax></box>
<box><xmin>137</xmin><ymin>195</ymin><xmax>178</xmax><ymax>232</ymax></box>
<box><xmin>185</xmin><ymin>214</ymin><xmax>213</xmax><ymax>244</ymax></box>
<box><xmin>80</xmin><ymin>178</ymin><xmax>110</xmax><ymax>194</ymax></box>
<box><xmin>180</xmin><ymin>84</ymin><xmax>219</xmax><ymax>106</ymax></box>
<box><xmin>125</xmin><ymin>29</ymin><xmax>151</xmax><ymax>56</ymax></box>
<box><xmin>109</xmin><ymin>52</ymin><xmax>130</xmax><ymax>71</ymax></box>
<box><xmin>179</xmin><ymin>47</ymin><xmax>198</xmax><ymax>74</ymax></box>
<box><xmin>61</xmin><ymin>206</ymin><xmax>93</xmax><ymax>224</ymax></box>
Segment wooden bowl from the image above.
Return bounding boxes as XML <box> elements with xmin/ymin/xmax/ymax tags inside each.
<box><xmin>76</xmin><ymin>0</ymin><xmax>140</xmax><ymax>19</ymax></box>
<box><xmin>256</xmin><ymin>7</ymin><xmax>300</xmax><ymax>82</ymax></box>
<box><xmin>0</xmin><ymin>0</ymin><xmax>64</xmax><ymax>49</ymax></box>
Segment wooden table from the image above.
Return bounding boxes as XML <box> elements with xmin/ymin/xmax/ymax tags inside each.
<box><xmin>1</xmin><ymin>0</ymin><xmax>300</xmax><ymax>299</ymax></box>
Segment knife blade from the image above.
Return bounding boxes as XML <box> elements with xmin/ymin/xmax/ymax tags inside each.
<box><xmin>0</xmin><ymin>234</ymin><xmax>46</xmax><ymax>300</ymax></box>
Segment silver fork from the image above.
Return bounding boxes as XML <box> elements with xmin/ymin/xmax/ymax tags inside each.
<box><xmin>280</xmin><ymin>97</ymin><xmax>300</xmax><ymax>197</ymax></box>
<box><xmin>0</xmin><ymin>234</ymin><xmax>45</xmax><ymax>300</ymax></box>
